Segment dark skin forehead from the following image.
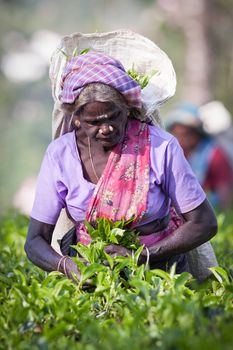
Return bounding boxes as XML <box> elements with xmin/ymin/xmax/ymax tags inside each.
<box><xmin>80</xmin><ymin>101</ymin><xmax>121</xmax><ymax>121</ymax></box>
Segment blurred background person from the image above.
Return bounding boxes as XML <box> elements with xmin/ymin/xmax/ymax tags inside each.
<box><xmin>166</xmin><ymin>102</ymin><xmax>233</xmax><ymax>210</ymax></box>
<box><xmin>199</xmin><ymin>100</ymin><xmax>233</xmax><ymax>172</ymax></box>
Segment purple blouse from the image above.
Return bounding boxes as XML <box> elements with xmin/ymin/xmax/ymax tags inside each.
<box><xmin>31</xmin><ymin>125</ymin><xmax>206</xmax><ymax>226</ymax></box>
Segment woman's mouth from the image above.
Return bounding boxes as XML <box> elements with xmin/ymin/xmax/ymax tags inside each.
<box><xmin>97</xmin><ymin>133</ymin><xmax>119</xmax><ymax>147</ymax></box>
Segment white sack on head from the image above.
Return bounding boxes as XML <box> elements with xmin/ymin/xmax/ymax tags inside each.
<box><xmin>49</xmin><ymin>29</ymin><xmax>176</xmax><ymax>139</ymax></box>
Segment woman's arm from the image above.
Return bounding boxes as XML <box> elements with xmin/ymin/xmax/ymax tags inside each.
<box><xmin>140</xmin><ymin>199</ymin><xmax>218</xmax><ymax>261</ymax></box>
<box><xmin>25</xmin><ymin>218</ymin><xmax>81</xmax><ymax>282</ymax></box>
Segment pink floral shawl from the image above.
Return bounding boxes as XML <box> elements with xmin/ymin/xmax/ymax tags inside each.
<box><xmin>86</xmin><ymin>119</ymin><xmax>150</xmax><ymax>224</ymax></box>
<box><xmin>77</xmin><ymin>119</ymin><xmax>150</xmax><ymax>244</ymax></box>
<box><xmin>77</xmin><ymin>119</ymin><xmax>183</xmax><ymax>246</ymax></box>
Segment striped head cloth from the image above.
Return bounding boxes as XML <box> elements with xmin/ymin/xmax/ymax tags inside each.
<box><xmin>60</xmin><ymin>51</ymin><xmax>142</xmax><ymax>109</ymax></box>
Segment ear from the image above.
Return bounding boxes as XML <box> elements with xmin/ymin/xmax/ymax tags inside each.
<box><xmin>72</xmin><ymin>115</ymin><xmax>81</xmax><ymax>129</ymax></box>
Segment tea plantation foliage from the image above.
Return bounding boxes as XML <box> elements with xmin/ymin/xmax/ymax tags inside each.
<box><xmin>0</xmin><ymin>211</ymin><xmax>232</xmax><ymax>350</ymax></box>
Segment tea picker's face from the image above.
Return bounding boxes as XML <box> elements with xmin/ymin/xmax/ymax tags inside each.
<box><xmin>78</xmin><ymin>101</ymin><xmax>129</xmax><ymax>148</ymax></box>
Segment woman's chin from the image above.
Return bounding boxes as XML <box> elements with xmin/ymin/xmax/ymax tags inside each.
<box><xmin>97</xmin><ymin>134</ymin><xmax>121</xmax><ymax>148</ymax></box>
<box><xmin>99</xmin><ymin>139</ymin><xmax>118</xmax><ymax>149</ymax></box>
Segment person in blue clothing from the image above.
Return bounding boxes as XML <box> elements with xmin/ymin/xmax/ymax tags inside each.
<box><xmin>166</xmin><ymin>102</ymin><xmax>233</xmax><ymax>210</ymax></box>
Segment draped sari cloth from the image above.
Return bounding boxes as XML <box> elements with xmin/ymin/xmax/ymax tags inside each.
<box><xmin>77</xmin><ymin>119</ymin><xmax>184</xmax><ymax>245</ymax></box>
<box><xmin>78</xmin><ymin>119</ymin><xmax>150</xmax><ymax>244</ymax></box>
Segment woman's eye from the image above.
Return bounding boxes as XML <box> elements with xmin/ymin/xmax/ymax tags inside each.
<box><xmin>86</xmin><ymin>120</ymin><xmax>99</xmax><ymax>126</ymax></box>
<box><xmin>109</xmin><ymin>112</ymin><xmax>121</xmax><ymax>120</ymax></box>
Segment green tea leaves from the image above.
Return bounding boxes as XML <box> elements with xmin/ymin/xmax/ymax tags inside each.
<box><xmin>127</xmin><ymin>66</ymin><xmax>159</xmax><ymax>88</ymax></box>
<box><xmin>85</xmin><ymin>217</ymin><xmax>140</xmax><ymax>249</ymax></box>
<box><xmin>0</xmin><ymin>211</ymin><xmax>233</xmax><ymax>349</ymax></box>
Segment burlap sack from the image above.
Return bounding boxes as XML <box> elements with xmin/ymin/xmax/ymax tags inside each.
<box><xmin>50</xmin><ymin>29</ymin><xmax>218</xmax><ymax>280</ymax></box>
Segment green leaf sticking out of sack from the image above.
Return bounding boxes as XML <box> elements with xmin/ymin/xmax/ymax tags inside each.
<box><xmin>58</xmin><ymin>47</ymin><xmax>90</xmax><ymax>61</ymax></box>
<box><xmin>127</xmin><ymin>66</ymin><xmax>159</xmax><ymax>88</ymax></box>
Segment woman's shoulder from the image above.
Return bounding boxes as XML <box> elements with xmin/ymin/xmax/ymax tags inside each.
<box><xmin>148</xmin><ymin>124</ymin><xmax>176</xmax><ymax>147</ymax></box>
<box><xmin>46</xmin><ymin>131</ymin><xmax>76</xmax><ymax>158</ymax></box>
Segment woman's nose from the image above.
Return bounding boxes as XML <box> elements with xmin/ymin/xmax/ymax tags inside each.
<box><xmin>100</xmin><ymin>123</ymin><xmax>113</xmax><ymax>135</ymax></box>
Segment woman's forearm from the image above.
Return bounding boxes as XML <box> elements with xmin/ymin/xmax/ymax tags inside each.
<box><xmin>25</xmin><ymin>218</ymin><xmax>63</xmax><ymax>272</ymax></box>
<box><xmin>141</xmin><ymin>220</ymin><xmax>217</xmax><ymax>262</ymax></box>
<box><xmin>141</xmin><ymin>199</ymin><xmax>218</xmax><ymax>262</ymax></box>
<box><xmin>24</xmin><ymin>236</ymin><xmax>62</xmax><ymax>272</ymax></box>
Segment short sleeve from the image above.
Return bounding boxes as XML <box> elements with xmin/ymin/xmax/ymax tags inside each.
<box><xmin>30</xmin><ymin>149</ymin><xmax>66</xmax><ymax>224</ymax></box>
<box><xmin>163</xmin><ymin>137</ymin><xmax>206</xmax><ymax>213</ymax></box>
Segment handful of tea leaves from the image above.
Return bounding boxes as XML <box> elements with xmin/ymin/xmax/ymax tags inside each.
<box><xmin>84</xmin><ymin>217</ymin><xmax>140</xmax><ymax>250</ymax></box>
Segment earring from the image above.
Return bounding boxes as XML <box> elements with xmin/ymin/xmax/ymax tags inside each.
<box><xmin>74</xmin><ymin>119</ymin><xmax>80</xmax><ymax>128</ymax></box>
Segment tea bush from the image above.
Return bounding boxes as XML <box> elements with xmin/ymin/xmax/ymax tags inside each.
<box><xmin>0</xmin><ymin>210</ymin><xmax>232</xmax><ymax>350</ymax></box>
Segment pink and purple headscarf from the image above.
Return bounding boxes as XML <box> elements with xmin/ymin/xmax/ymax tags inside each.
<box><xmin>60</xmin><ymin>51</ymin><xmax>142</xmax><ymax>109</ymax></box>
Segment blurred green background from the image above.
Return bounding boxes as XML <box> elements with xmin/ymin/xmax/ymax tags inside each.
<box><xmin>0</xmin><ymin>0</ymin><xmax>233</xmax><ymax>213</ymax></box>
